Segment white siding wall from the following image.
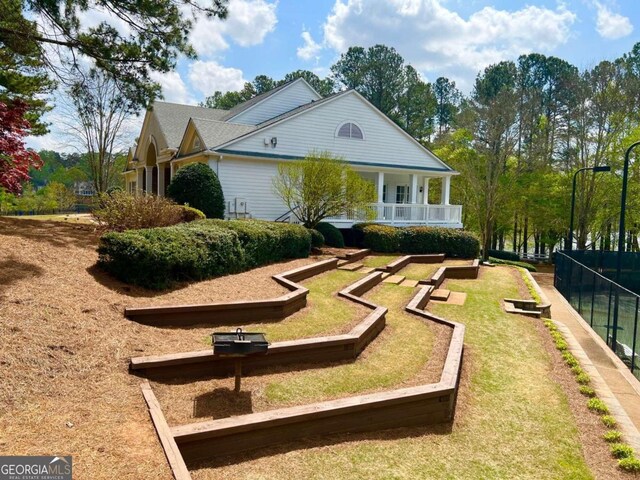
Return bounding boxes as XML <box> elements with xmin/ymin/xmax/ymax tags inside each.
<box><xmin>224</xmin><ymin>92</ymin><xmax>451</xmax><ymax>171</ymax></box>
<box><xmin>212</xmin><ymin>158</ymin><xmax>288</xmax><ymax>220</ymax></box>
<box><xmin>230</xmin><ymin>81</ymin><xmax>321</xmax><ymax>125</ymax></box>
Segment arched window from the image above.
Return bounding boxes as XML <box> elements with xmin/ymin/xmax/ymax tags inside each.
<box><xmin>336</xmin><ymin>122</ymin><xmax>364</xmax><ymax>140</ymax></box>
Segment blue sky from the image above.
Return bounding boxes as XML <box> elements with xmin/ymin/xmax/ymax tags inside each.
<box><xmin>29</xmin><ymin>0</ymin><xmax>639</xmax><ymax>151</ymax></box>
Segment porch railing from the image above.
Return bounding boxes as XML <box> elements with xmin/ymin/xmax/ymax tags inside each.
<box><xmin>325</xmin><ymin>203</ymin><xmax>462</xmax><ymax>225</ymax></box>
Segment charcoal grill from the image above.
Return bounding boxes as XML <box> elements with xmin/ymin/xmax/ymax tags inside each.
<box><xmin>211</xmin><ymin>328</ymin><xmax>269</xmax><ymax>392</ymax></box>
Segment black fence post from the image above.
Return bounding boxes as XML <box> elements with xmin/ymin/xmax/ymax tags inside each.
<box><xmin>590</xmin><ymin>271</ymin><xmax>596</xmax><ymax>327</ymax></box>
<box><xmin>578</xmin><ymin>266</ymin><xmax>584</xmax><ymax>315</ymax></box>
<box><xmin>632</xmin><ymin>297</ymin><xmax>639</xmax><ymax>374</ymax></box>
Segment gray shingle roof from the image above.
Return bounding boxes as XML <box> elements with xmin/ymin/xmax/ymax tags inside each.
<box><xmin>190</xmin><ymin>118</ymin><xmax>257</xmax><ymax>149</ymax></box>
<box><xmin>152</xmin><ymin>101</ymin><xmax>227</xmax><ymax>148</ymax></box>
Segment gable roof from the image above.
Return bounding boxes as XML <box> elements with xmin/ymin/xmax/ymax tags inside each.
<box><xmin>182</xmin><ymin>117</ymin><xmax>257</xmax><ymax>152</ymax></box>
<box><xmin>214</xmin><ymin>89</ymin><xmax>455</xmax><ymax>172</ymax></box>
<box><xmin>152</xmin><ymin>101</ymin><xmax>227</xmax><ymax>148</ymax></box>
<box><xmin>222</xmin><ymin>77</ymin><xmax>321</xmax><ymax>122</ymax></box>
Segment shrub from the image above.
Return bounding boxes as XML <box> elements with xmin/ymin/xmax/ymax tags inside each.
<box><xmin>604</xmin><ymin>430</ymin><xmax>623</xmax><ymax>443</ymax></box>
<box><xmin>488</xmin><ymin>249</ymin><xmax>520</xmax><ymax>261</ymax></box>
<box><xmin>98</xmin><ymin>219</ymin><xmax>311</xmax><ymax>289</ymax></box>
<box><xmin>315</xmin><ymin>222</ymin><xmax>345</xmax><ymax>248</ymax></box>
<box><xmin>351</xmin><ymin>222</ymin><xmax>377</xmax><ymax>247</ymax></box>
<box><xmin>180</xmin><ymin>205</ymin><xmax>206</xmax><ymax>222</ymax></box>
<box><xmin>571</xmin><ymin>365</ymin><xmax>584</xmax><ymax>376</ymax></box>
<box><xmin>618</xmin><ymin>457</ymin><xmax>640</xmax><ymax>472</ymax></box>
<box><xmin>207</xmin><ymin>219</ymin><xmax>311</xmax><ymax>267</ymax></box>
<box><xmin>488</xmin><ymin>257</ymin><xmax>537</xmax><ymax>272</ymax></box>
<box><xmin>587</xmin><ymin>398</ymin><xmax>610</xmax><ymax>414</ymax></box>
<box><xmin>576</xmin><ymin>372</ymin><xmax>591</xmax><ymax>385</ymax></box>
<box><xmin>92</xmin><ymin>191</ymin><xmax>184</xmax><ymax>231</ymax></box>
<box><xmin>562</xmin><ymin>352</ymin><xmax>579</xmax><ymax>368</ymax></box>
<box><xmin>360</xmin><ymin>224</ymin><xmax>400</xmax><ymax>252</ymax></box>
<box><xmin>167</xmin><ymin>163</ymin><xmax>225</xmax><ymax>218</ymax></box>
<box><xmin>399</xmin><ymin>227</ymin><xmax>480</xmax><ymax>257</ymax></box>
<box><xmin>308</xmin><ymin>229</ymin><xmax>325</xmax><ymax>248</ymax></box>
<box><xmin>579</xmin><ymin>386</ymin><xmax>596</xmax><ymax>397</ymax></box>
<box><xmin>610</xmin><ymin>443</ymin><xmax>634</xmax><ymax>459</ymax></box>
<box><xmin>602</xmin><ymin>415</ymin><xmax>617</xmax><ymax>428</ymax></box>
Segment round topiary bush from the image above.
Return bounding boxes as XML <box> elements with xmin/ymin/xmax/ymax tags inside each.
<box><xmin>308</xmin><ymin>228</ymin><xmax>325</xmax><ymax>248</ymax></box>
<box><xmin>167</xmin><ymin>163</ymin><xmax>225</xmax><ymax>219</ymax></box>
<box><xmin>315</xmin><ymin>222</ymin><xmax>344</xmax><ymax>248</ymax></box>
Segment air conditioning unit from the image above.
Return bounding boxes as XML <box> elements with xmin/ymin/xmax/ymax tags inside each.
<box><xmin>235</xmin><ymin>197</ymin><xmax>247</xmax><ymax>213</ymax></box>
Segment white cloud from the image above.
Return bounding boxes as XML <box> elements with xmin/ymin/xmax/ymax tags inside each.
<box><xmin>188</xmin><ymin>0</ymin><xmax>277</xmax><ymax>56</ymax></box>
<box><xmin>297</xmin><ymin>31</ymin><xmax>322</xmax><ymax>61</ymax></box>
<box><xmin>322</xmin><ymin>0</ymin><xmax>577</xmax><ymax>89</ymax></box>
<box><xmin>151</xmin><ymin>71</ymin><xmax>196</xmax><ymax>104</ymax></box>
<box><xmin>595</xmin><ymin>2</ymin><xmax>633</xmax><ymax>40</ymax></box>
<box><xmin>188</xmin><ymin>61</ymin><xmax>247</xmax><ymax>96</ymax></box>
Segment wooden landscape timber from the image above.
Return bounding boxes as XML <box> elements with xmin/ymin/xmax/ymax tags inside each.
<box><xmin>377</xmin><ymin>254</ymin><xmax>445</xmax><ymax>274</ymax></box>
<box><xmin>124</xmin><ymin>258</ymin><xmax>338</xmax><ymax>327</ymax></box>
<box><xmin>135</xmin><ymin>253</ymin><xmax>475</xmax><ymax>477</ymax></box>
<box><xmin>425</xmin><ymin>259</ymin><xmax>480</xmax><ymax>288</ymax></box>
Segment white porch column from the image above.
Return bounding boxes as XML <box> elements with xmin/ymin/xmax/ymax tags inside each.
<box><xmin>157</xmin><ymin>163</ymin><xmax>166</xmax><ymax>197</ymax></box>
<box><xmin>410</xmin><ymin>174</ymin><xmax>418</xmax><ymax>204</ymax></box>
<box><xmin>377</xmin><ymin>171</ymin><xmax>385</xmax><ymax>203</ymax></box>
<box><xmin>136</xmin><ymin>167</ymin><xmax>144</xmax><ymax>195</ymax></box>
<box><xmin>145</xmin><ymin>167</ymin><xmax>153</xmax><ymax>195</ymax></box>
<box><xmin>441</xmin><ymin>176</ymin><xmax>451</xmax><ymax>205</ymax></box>
<box><xmin>423</xmin><ymin>177</ymin><xmax>430</xmax><ymax>204</ymax></box>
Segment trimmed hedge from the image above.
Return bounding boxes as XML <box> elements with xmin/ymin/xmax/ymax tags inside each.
<box><xmin>356</xmin><ymin>224</ymin><xmax>479</xmax><ymax>258</ymax></box>
<box><xmin>488</xmin><ymin>257</ymin><xmax>537</xmax><ymax>272</ymax></box>
<box><xmin>308</xmin><ymin>229</ymin><xmax>325</xmax><ymax>248</ymax></box>
<box><xmin>488</xmin><ymin>249</ymin><xmax>520</xmax><ymax>261</ymax></box>
<box><xmin>167</xmin><ymin>163</ymin><xmax>225</xmax><ymax>219</ymax></box>
<box><xmin>98</xmin><ymin>219</ymin><xmax>311</xmax><ymax>289</ymax></box>
<box><xmin>315</xmin><ymin>222</ymin><xmax>345</xmax><ymax>248</ymax></box>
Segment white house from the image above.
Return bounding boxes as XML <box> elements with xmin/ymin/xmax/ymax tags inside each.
<box><xmin>123</xmin><ymin>78</ymin><xmax>463</xmax><ymax>228</ymax></box>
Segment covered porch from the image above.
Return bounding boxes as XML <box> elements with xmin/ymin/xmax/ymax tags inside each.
<box><xmin>325</xmin><ymin>170</ymin><xmax>463</xmax><ymax>228</ymax></box>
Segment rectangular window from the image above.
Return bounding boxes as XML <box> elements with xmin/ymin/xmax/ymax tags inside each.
<box><xmin>396</xmin><ymin>185</ymin><xmax>410</xmax><ymax>204</ymax></box>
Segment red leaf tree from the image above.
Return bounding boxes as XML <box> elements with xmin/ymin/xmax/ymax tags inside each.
<box><xmin>0</xmin><ymin>100</ymin><xmax>42</xmax><ymax>194</ymax></box>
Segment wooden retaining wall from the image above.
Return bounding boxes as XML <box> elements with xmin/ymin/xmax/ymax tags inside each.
<box><xmin>167</xmin><ymin>279</ymin><xmax>465</xmax><ymax>464</ymax></box>
<box><xmin>124</xmin><ymin>258</ymin><xmax>338</xmax><ymax>327</ymax></box>
<box><xmin>137</xmin><ymin>253</ymin><xmax>469</xmax><ymax>476</ymax></box>
<box><xmin>130</xmin><ymin>306</ymin><xmax>387</xmax><ymax>380</ymax></box>
<box><xmin>380</xmin><ymin>254</ymin><xmax>446</xmax><ymax>274</ymax></box>
<box><xmin>425</xmin><ymin>259</ymin><xmax>480</xmax><ymax>288</ymax></box>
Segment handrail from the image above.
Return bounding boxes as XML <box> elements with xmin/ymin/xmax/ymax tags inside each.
<box><xmin>274</xmin><ymin>205</ymin><xmax>300</xmax><ymax>223</ymax></box>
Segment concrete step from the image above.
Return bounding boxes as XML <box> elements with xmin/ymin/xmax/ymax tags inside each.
<box><xmin>359</xmin><ymin>267</ymin><xmax>375</xmax><ymax>274</ymax></box>
<box><xmin>338</xmin><ymin>263</ymin><xmax>363</xmax><ymax>272</ymax></box>
<box><xmin>337</xmin><ymin>259</ymin><xmax>350</xmax><ymax>267</ymax></box>
<box><xmin>382</xmin><ymin>274</ymin><xmax>405</xmax><ymax>284</ymax></box>
<box><xmin>399</xmin><ymin>279</ymin><xmax>419</xmax><ymax>288</ymax></box>
<box><xmin>431</xmin><ymin>289</ymin><xmax>451</xmax><ymax>301</ymax></box>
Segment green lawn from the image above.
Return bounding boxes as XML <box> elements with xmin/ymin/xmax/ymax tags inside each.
<box><xmin>264</xmin><ymin>283</ymin><xmax>434</xmax><ymax>404</ymax></box>
<box><xmin>204</xmin><ymin>266</ymin><xmax>593</xmax><ymax>480</ymax></box>
<box><xmin>361</xmin><ymin>255</ymin><xmax>398</xmax><ymax>268</ymax></box>
<box><xmin>2</xmin><ymin>214</ymin><xmax>94</xmax><ymax>224</ymax></box>
<box><xmin>206</xmin><ymin>269</ymin><xmax>366</xmax><ymax>344</ymax></box>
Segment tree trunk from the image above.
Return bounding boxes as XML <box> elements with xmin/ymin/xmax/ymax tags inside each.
<box><xmin>523</xmin><ymin>216</ymin><xmax>529</xmax><ymax>254</ymax></box>
<box><xmin>499</xmin><ymin>231</ymin><xmax>505</xmax><ymax>250</ymax></box>
<box><xmin>513</xmin><ymin>213</ymin><xmax>518</xmax><ymax>252</ymax></box>
<box><xmin>605</xmin><ymin>223</ymin><xmax>611</xmax><ymax>251</ymax></box>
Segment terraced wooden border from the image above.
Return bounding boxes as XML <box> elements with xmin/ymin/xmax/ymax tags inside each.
<box><xmin>137</xmin><ymin>254</ymin><xmax>474</xmax><ymax>478</ymax></box>
<box><xmin>167</xmin><ymin>275</ymin><xmax>465</xmax><ymax>465</ymax></box>
<box><xmin>124</xmin><ymin>258</ymin><xmax>338</xmax><ymax>327</ymax></box>
<box><xmin>377</xmin><ymin>254</ymin><xmax>445</xmax><ymax>274</ymax></box>
<box><xmin>425</xmin><ymin>259</ymin><xmax>480</xmax><ymax>288</ymax></box>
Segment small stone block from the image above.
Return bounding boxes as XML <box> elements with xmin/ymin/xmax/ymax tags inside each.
<box><xmin>359</xmin><ymin>267</ymin><xmax>375</xmax><ymax>274</ymax></box>
<box><xmin>382</xmin><ymin>274</ymin><xmax>405</xmax><ymax>284</ymax></box>
<box><xmin>338</xmin><ymin>263</ymin><xmax>363</xmax><ymax>271</ymax></box>
<box><xmin>400</xmin><ymin>279</ymin><xmax>419</xmax><ymax>288</ymax></box>
<box><xmin>431</xmin><ymin>289</ymin><xmax>451</xmax><ymax>301</ymax></box>
<box><xmin>381</xmin><ymin>273</ymin><xmax>391</xmax><ymax>279</ymax></box>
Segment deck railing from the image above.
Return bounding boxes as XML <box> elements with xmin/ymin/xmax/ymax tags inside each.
<box><xmin>325</xmin><ymin>203</ymin><xmax>462</xmax><ymax>225</ymax></box>
<box><xmin>555</xmin><ymin>251</ymin><xmax>639</xmax><ymax>380</ymax></box>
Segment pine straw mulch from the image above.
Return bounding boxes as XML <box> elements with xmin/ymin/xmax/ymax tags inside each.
<box><xmin>0</xmin><ymin>217</ymin><xmax>324</xmax><ymax>480</ymax></box>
